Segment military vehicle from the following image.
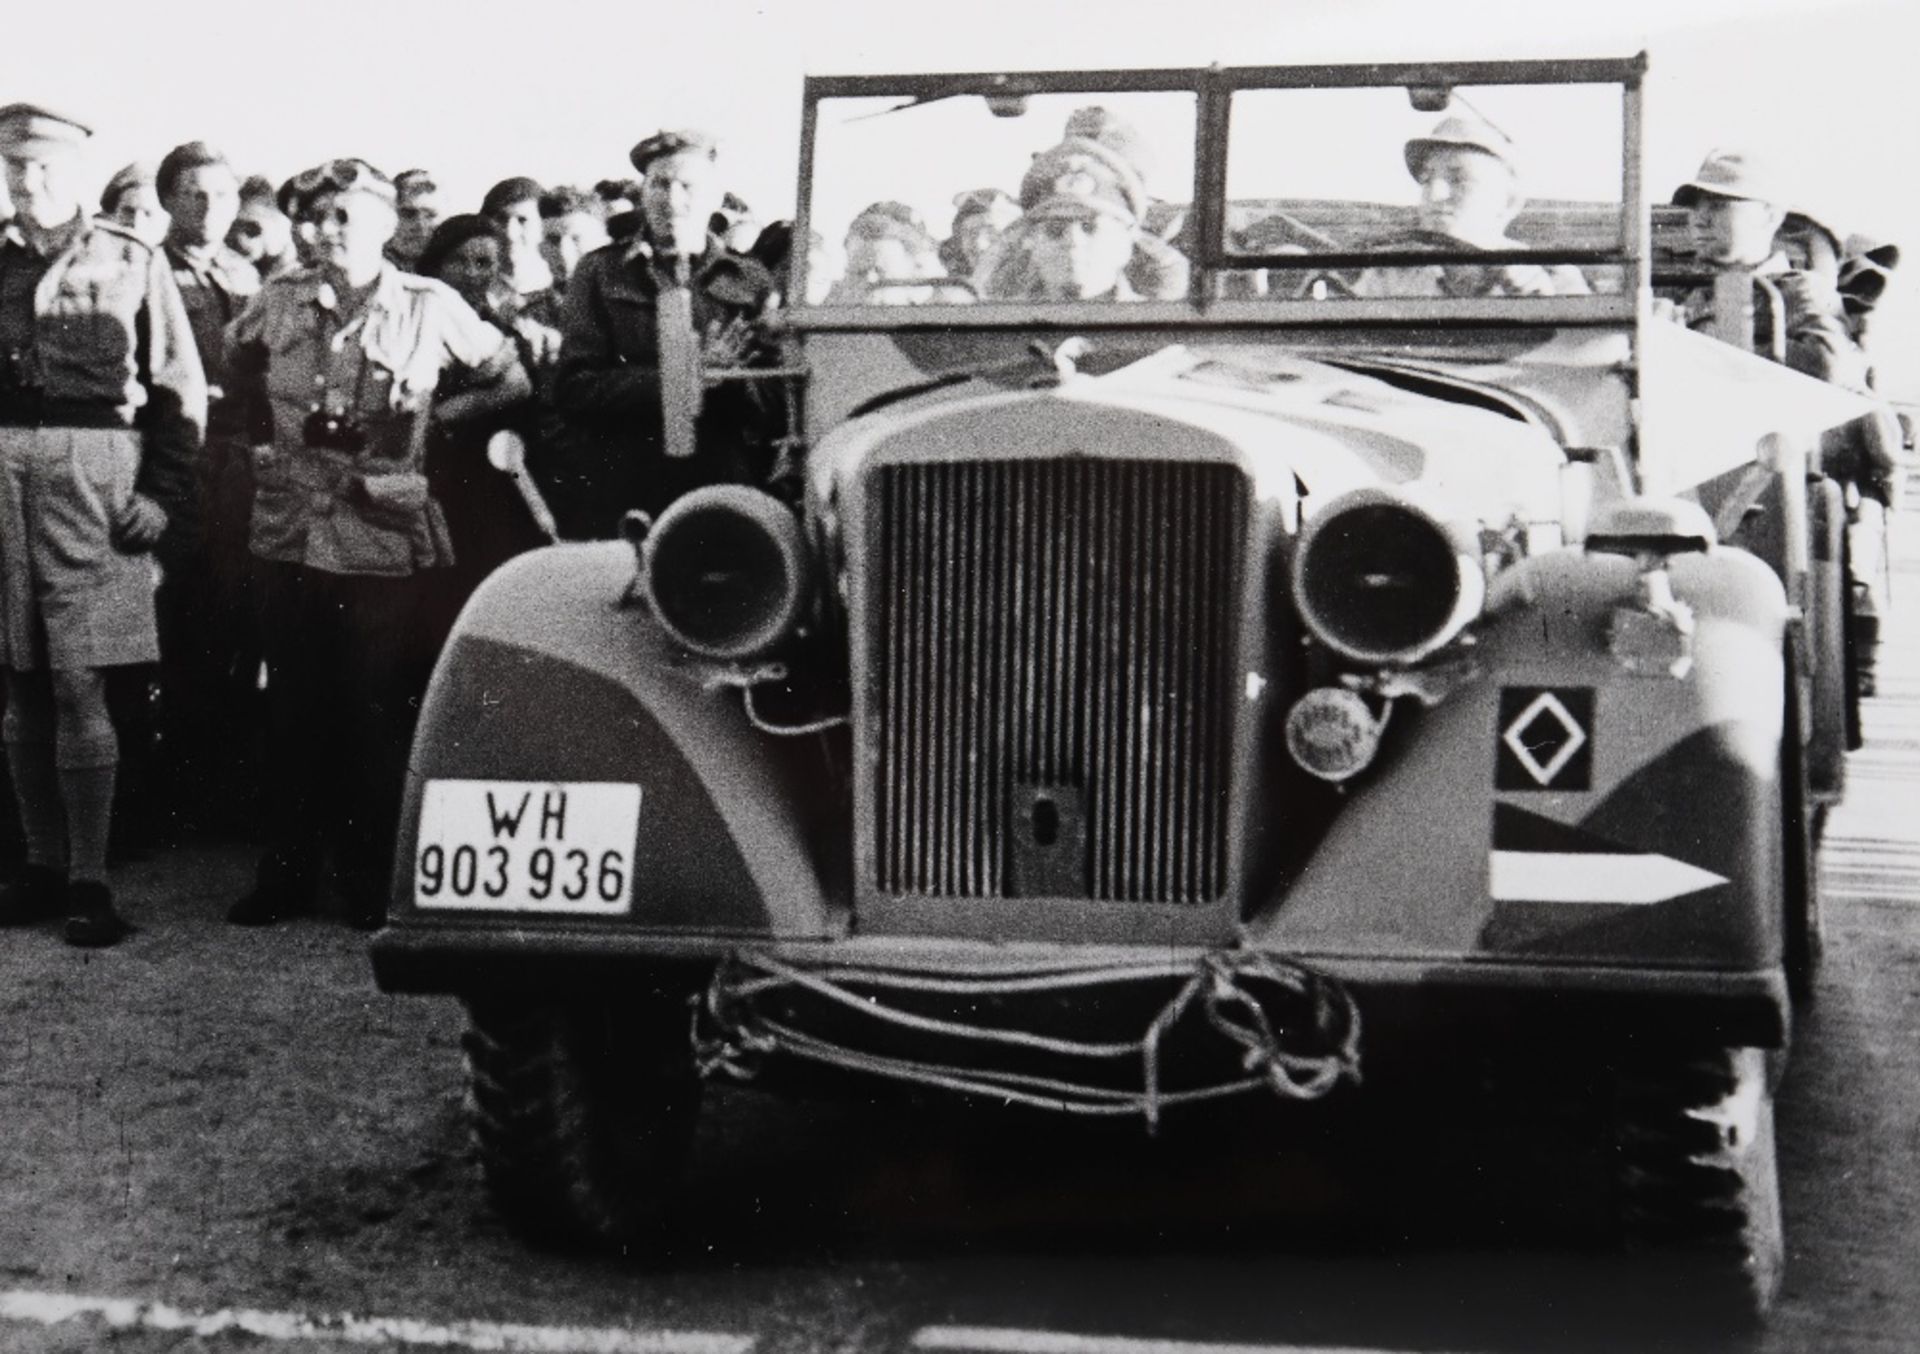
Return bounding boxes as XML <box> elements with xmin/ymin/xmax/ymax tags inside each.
<box><xmin>372</xmin><ymin>55</ymin><xmax>1882</xmax><ymax>1320</ymax></box>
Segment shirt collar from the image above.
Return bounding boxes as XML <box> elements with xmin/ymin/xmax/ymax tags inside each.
<box><xmin>306</xmin><ymin>263</ymin><xmax>407</xmax><ymax>318</ymax></box>
<box><xmin>621</xmin><ymin>227</ymin><xmax>724</xmax><ymax>274</ymax></box>
<box><xmin>165</xmin><ymin>235</ymin><xmax>223</xmax><ymax>264</ymax></box>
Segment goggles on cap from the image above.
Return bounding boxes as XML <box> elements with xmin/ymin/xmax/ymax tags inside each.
<box><xmin>292</xmin><ymin>159</ymin><xmax>396</xmax><ymax>205</ymax></box>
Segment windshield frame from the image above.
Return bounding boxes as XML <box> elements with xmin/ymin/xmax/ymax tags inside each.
<box><xmin>790</xmin><ymin>54</ymin><xmax>1648</xmax><ymax>329</ymax></box>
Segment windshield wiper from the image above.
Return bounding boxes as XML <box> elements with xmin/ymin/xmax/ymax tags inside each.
<box><xmin>842</xmin><ymin>93</ymin><xmax>964</xmax><ymax>123</ymax></box>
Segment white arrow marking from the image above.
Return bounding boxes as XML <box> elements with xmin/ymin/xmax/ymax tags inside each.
<box><xmin>1489</xmin><ymin>850</ymin><xmax>1728</xmax><ymax>905</ymax></box>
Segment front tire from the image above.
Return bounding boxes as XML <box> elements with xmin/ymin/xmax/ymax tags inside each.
<box><xmin>1610</xmin><ymin>1046</ymin><xmax>1785</xmax><ymax>1325</ymax></box>
<box><xmin>461</xmin><ymin>996</ymin><xmax>702</xmax><ymax>1248</ymax></box>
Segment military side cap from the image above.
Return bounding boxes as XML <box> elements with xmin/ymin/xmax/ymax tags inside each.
<box><xmin>1404</xmin><ymin>116</ymin><xmax>1517</xmax><ymax>181</ymax></box>
<box><xmin>100</xmin><ymin>161</ymin><xmax>157</xmax><ymax>213</ymax></box>
<box><xmin>1020</xmin><ymin>139</ymin><xmax>1147</xmax><ymax>225</ymax></box>
<box><xmin>1672</xmin><ymin>148</ymin><xmax>1783</xmax><ymax>207</ymax></box>
<box><xmin>0</xmin><ymin>102</ymin><xmax>92</xmax><ymax>158</ymax></box>
<box><xmin>630</xmin><ymin>129</ymin><xmax>718</xmax><ymax>174</ymax></box>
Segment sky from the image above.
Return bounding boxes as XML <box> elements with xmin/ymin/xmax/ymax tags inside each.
<box><xmin>4</xmin><ymin>0</ymin><xmax>1916</xmax><ymax>390</ymax></box>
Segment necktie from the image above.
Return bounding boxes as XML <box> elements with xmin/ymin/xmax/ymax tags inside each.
<box><xmin>656</xmin><ymin>259</ymin><xmax>700</xmax><ymax>460</ymax></box>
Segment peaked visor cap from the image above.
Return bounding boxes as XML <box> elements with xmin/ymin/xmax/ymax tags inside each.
<box><xmin>0</xmin><ymin>102</ymin><xmax>92</xmax><ymax>159</ymax></box>
<box><xmin>1404</xmin><ymin>115</ymin><xmax>1518</xmax><ymax>181</ymax></box>
<box><xmin>630</xmin><ymin>129</ymin><xmax>718</xmax><ymax>175</ymax></box>
<box><xmin>1020</xmin><ymin>139</ymin><xmax>1147</xmax><ymax>225</ymax></box>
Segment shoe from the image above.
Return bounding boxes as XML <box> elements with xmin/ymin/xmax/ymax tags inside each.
<box><xmin>0</xmin><ymin>864</ymin><xmax>66</xmax><ymax>926</ymax></box>
<box><xmin>63</xmin><ymin>880</ymin><xmax>133</xmax><ymax>948</ymax></box>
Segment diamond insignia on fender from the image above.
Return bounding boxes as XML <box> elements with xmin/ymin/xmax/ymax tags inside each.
<box><xmin>1502</xmin><ymin>691</ymin><xmax>1588</xmax><ymax>787</ymax></box>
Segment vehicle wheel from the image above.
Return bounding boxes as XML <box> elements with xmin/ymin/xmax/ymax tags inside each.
<box><xmin>1609</xmin><ymin>1046</ymin><xmax>1785</xmax><ymax>1325</ymax></box>
<box><xmin>1783</xmin><ymin>649</ymin><xmax>1824</xmax><ymax>1004</ymax></box>
<box><xmin>460</xmin><ymin>996</ymin><xmax>702</xmax><ymax>1249</ymax></box>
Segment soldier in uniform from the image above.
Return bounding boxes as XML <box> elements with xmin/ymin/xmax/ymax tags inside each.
<box><xmin>99</xmin><ymin>161</ymin><xmax>168</xmax><ymax>247</ymax></box>
<box><xmin>549</xmin><ymin>129</ymin><xmax>775</xmax><ymax>537</ymax></box>
<box><xmin>1669</xmin><ymin>149</ymin><xmax>1860</xmax><ymax>384</ymax></box>
<box><xmin>387</xmin><ymin>169</ymin><xmax>442</xmax><ymax>272</ymax></box>
<box><xmin>981</xmin><ymin>137</ymin><xmax>1189</xmax><ymax>302</ymax></box>
<box><xmin>157</xmin><ymin>141</ymin><xmax>262</xmax><ymax>828</ymax></box>
<box><xmin>1354</xmin><ymin>116</ymin><xmax>1589</xmax><ymax>299</ymax></box>
<box><xmin>229</xmin><ymin>175</ymin><xmax>298</xmax><ymax>282</ymax></box>
<box><xmin>0</xmin><ymin>105</ymin><xmax>206</xmax><ymax>945</ymax></box>
<box><xmin>223</xmin><ymin>158</ymin><xmax>530</xmax><ymax>929</ymax></box>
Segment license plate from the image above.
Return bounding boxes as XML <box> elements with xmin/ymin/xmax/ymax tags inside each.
<box><xmin>414</xmin><ymin>780</ymin><xmax>642</xmax><ymax>913</ymax></box>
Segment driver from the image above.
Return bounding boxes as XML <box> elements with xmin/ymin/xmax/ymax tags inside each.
<box><xmin>1356</xmin><ymin>116</ymin><xmax>1588</xmax><ymax>298</ymax></box>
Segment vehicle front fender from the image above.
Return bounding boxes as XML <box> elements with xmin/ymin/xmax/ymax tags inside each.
<box><xmin>386</xmin><ymin>544</ymin><xmax>841</xmax><ymax>941</ymax></box>
<box><xmin>1249</xmin><ymin>546</ymin><xmax>1791</xmax><ymax>983</ymax></box>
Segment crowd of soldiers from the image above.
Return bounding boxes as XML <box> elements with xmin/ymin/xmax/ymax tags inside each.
<box><xmin>0</xmin><ymin>107</ymin><xmax>793</xmax><ymax>946</ymax></box>
<box><xmin>0</xmin><ymin>98</ymin><xmax>1903</xmax><ymax>948</ymax></box>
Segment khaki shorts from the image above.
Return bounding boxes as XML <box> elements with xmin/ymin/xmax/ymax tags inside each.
<box><xmin>0</xmin><ymin>426</ymin><xmax>161</xmax><ymax>671</ymax></box>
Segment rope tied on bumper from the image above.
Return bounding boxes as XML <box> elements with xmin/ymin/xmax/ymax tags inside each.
<box><xmin>693</xmin><ymin>949</ymin><xmax>1362</xmax><ymax>1132</ymax></box>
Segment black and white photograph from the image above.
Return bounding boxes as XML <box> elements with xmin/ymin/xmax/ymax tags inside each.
<box><xmin>0</xmin><ymin>1</ymin><xmax>1915</xmax><ymax>1350</ymax></box>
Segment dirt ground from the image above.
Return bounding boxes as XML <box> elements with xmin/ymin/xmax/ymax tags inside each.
<box><xmin>3</xmin><ymin>562</ymin><xmax>1919</xmax><ymax>1354</ymax></box>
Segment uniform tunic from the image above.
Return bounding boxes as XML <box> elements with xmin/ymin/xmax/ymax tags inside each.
<box><xmin>550</xmin><ymin>230</ymin><xmax>775</xmax><ymax>534</ymax></box>
<box><xmin>0</xmin><ymin>214</ymin><xmax>206</xmax><ymax>670</ymax></box>
<box><xmin>225</xmin><ymin>264</ymin><xmax>513</xmax><ymax>576</ymax></box>
<box><xmin>1678</xmin><ymin>251</ymin><xmax>1865</xmax><ymax>387</ymax></box>
<box><xmin>164</xmin><ymin>240</ymin><xmax>259</xmax><ymax>443</ymax></box>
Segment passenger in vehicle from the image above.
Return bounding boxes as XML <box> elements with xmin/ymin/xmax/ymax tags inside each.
<box><xmin>938</xmin><ymin>187</ymin><xmax>1019</xmax><ymax>281</ymax></box>
<box><xmin>824</xmin><ymin>201</ymin><xmax>963</xmax><ymax>304</ymax></box>
<box><xmin>1774</xmin><ymin>213</ymin><xmax>1901</xmax><ymax>698</ymax></box>
<box><xmin>1355</xmin><ymin>116</ymin><xmax>1588</xmax><ymax>299</ymax></box>
<box><xmin>1837</xmin><ymin>234</ymin><xmax>1899</xmax><ymax>353</ymax></box>
<box><xmin>1667</xmin><ymin>149</ymin><xmax>1859</xmax><ymax>384</ymax></box>
<box><xmin>980</xmin><ymin>138</ymin><xmax>1188</xmax><ymax>302</ymax></box>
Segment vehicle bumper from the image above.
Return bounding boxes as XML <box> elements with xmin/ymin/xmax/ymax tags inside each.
<box><xmin>370</xmin><ymin>923</ymin><xmax>1789</xmax><ymax>1050</ymax></box>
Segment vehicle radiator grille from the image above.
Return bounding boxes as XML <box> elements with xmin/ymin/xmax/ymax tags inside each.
<box><xmin>869</xmin><ymin>459</ymin><xmax>1247</xmax><ymax>903</ymax></box>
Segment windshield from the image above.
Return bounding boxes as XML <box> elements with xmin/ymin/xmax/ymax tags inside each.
<box><xmin>795</xmin><ymin>68</ymin><xmax>1635</xmax><ymax>310</ymax></box>
<box><xmin>801</xmin><ymin>89</ymin><xmax>1197</xmax><ymax>307</ymax></box>
<box><xmin>1223</xmin><ymin>81</ymin><xmax>1627</xmax><ymax>299</ymax></box>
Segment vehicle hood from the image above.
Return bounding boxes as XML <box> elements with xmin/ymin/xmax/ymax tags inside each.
<box><xmin>809</xmin><ymin>343</ymin><xmax>1568</xmax><ymax>530</ymax></box>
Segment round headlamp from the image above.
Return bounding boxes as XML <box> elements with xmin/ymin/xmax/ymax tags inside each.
<box><xmin>641</xmin><ymin>485</ymin><xmax>812</xmax><ymax>660</ymax></box>
<box><xmin>1291</xmin><ymin>487</ymin><xmax>1485</xmax><ymax>666</ymax></box>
